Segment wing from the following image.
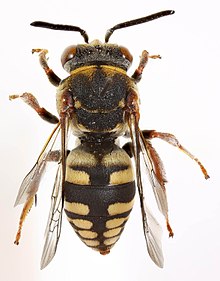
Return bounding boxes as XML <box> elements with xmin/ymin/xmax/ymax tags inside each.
<box><xmin>139</xmin><ymin>130</ymin><xmax>173</xmax><ymax>237</ymax></box>
<box><xmin>14</xmin><ymin>123</ymin><xmax>61</xmax><ymax>245</ymax></box>
<box><xmin>14</xmin><ymin>123</ymin><xmax>61</xmax><ymax>206</ymax></box>
<box><xmin>40</xmin><ymin>114</ymin><xmax>69</xmax><ymax>269</ymax></box>
<box><xmin>128</xmin><ymin>114</ymin><xmax>164</xmax><ymax>268</ymax></box>
<box><xmin>40</xmin><ymin>164</ymin><xmax>63</xmax><ymax>269</ymax></box>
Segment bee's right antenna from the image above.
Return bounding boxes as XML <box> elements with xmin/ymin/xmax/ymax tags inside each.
<box><xmin>105</xmin><ymin>10</ymin><xmax>175</xmax><ymax>43</ymax></box>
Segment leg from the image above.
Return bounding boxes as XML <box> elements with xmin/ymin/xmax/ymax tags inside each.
<box><xmin>9</xmin><ymin>93</ymin><xmax>59</xmax><ymax>124</ymax></box>
<box><xmin>142</xmin><ymin>130</ymin><xmax>210</xmax><ymax>179</ymax></box>
<box><xmin>14</xmin><ymin>197</ymin><xmax>34</xmax><ymax>245</ymax></box>
<box><xmin>32</xmin><ymin>49</ymin><xmax>61</xmax><ymax>87</ymax></box>
<box><xmin>131</xmin><ymin>50</ymin><xmax>161</xmax><ymax>83</ymax></box>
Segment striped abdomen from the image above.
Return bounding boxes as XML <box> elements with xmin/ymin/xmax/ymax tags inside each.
<box><xmin>63</xmin><ymin>142</ymin><xmax>135</xmax><ymax>254</ymax></box>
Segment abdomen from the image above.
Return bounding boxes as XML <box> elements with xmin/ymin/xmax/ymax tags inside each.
<box><xmin>63</xmin><ymin>142</ymin><xmax>135</xmax><ymax>254</ymax></box>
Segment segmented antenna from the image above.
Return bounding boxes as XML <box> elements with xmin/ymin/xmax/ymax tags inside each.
<box><xmin>105</xmin><ymin>10</ymin><xmax>175</xmax><ymax>42</ymax></box>
<box><xmin>30</xmin><ymin>10</ymin><xmax>174</xmax><ymax>44</ymax></box>
<box><xmin>30</xmin><ymin>21</ymin><xmax>89</xmax><ymax>43</ymax></box>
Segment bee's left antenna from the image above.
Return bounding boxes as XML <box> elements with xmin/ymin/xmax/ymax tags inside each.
<box><xmin>30</xmin><ymin>21</ymin><xmax>89</xmax><ymax>43</ymax></box>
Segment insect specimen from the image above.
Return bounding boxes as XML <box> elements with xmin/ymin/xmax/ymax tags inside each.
<box><xmin>10</xmin><ymin>10</ymin><xmax>209</xmax><ymax>269</ymax></box>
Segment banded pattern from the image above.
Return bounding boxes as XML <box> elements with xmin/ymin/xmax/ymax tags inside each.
<box><xmin>64</xmin><ymin>181</ymin><xmax>135</xmax><ymax>254</ymax></box>
<box><xmin>61</xmin><ymin>63</ymin><xmax>137</xmax><ymax>253</ymax></box>
<box><xmin>65</xmin><ymin>143</ymin><xmax>134</xmax><ymax>186</ymax></box>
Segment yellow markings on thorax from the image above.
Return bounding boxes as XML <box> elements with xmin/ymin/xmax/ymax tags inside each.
<box><xmin>70</xmin><ymin>65</ymin><xmax>97</xmax><ymax>77</ymax></box>
<box><xmin>108</xmin><ymin>199</ymin><xmax>135</xmax><ymax>216</ymax></box>
<box><xmin>74</xmin><ymin>100</ymin><xmax>82</xmax><ymax>109</ymax></box>
<box><xmin>101</xmin><ymin>65</ymin><xmax>127</xmax><ymax>76</ymax></box>
<box><xmin>118</xmin><ymin>98</ymin><xmax>125</xmax><ymax>108</ymax></box>
<box><xmin>70</xmin><ymin>64</ymin><xmax>127</xmax><ymax>77</ymax></box>
<box><xmin>65</xmin><ymin>202</ymin><xmax>90</xmax><ymax>215</ymax></box>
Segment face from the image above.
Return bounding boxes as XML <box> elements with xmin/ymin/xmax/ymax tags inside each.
<box><xmin>61</xmin><ymin>41</ymin><xmax>133</xmax><ymax>73</ymax></box>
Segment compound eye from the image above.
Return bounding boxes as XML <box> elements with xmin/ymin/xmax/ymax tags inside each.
<box><xmin>61</xmin><ymin>45</ymin><xmax>77</xmax><ymax>67</ymax></box>
<box><xmin>120</xmin><ymin>46</ymin><xmax>133</xmax><ymax>63</ymax></box>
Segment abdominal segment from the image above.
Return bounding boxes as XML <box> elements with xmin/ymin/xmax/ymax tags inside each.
<box><xmin>64</xmin><ymin>181</ymin><xmax>135</xmax><ymax>254</ymax></box>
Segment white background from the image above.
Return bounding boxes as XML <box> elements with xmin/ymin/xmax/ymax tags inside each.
<box><xmin>0</xmin><ymin>0</ymin><xmax>219</xmax><ymax>280</ymax></box>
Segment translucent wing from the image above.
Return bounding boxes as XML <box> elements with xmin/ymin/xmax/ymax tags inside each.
<box><xmin>139</xmin><ymin>130</ymin><xmax>173</xmax><ymax>237</ymax></box>
<box><xmin>40</xmin><ymin>115</ymin><xmax>69</xmax><ymax>269</ymax></box>
<box><xmin>40</xmin><ymin>164</ymin><xmax>63</xmax><ymax>269</ymax></box>
<box><xmin>144</xmin><ymin>204</ymin><xmax>163</xmax><ymax>267</ymax></box>
<box><xmin>128</xmin><ymin>115</ymin><xmax>164</xmax><ymax>268</ymax></box>
<box><xmin>14</xmin><ymin>123</ymin><xmax>61</xmax><ymax>246</ymax></box>
<box><xmin>14</xmin><ymin>123</ymin><xmax>61</xmax><ymax>206</ymax></box>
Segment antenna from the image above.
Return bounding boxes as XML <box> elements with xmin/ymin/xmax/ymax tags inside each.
<box><xmin>105</xmin><ymin>10</ymin><xmax>175</xmax><ymax>42</ymax></box>
<box><xmin>30</xmin><ymin>21</ymin><xmax>89</xmax><ymax>43</ymax></box>
<box><xmin>31</xmin><ymin>10</ymin><xmax>174</xmax><ymax>44</ymax></box>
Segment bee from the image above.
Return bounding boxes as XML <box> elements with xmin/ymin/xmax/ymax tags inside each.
<box><xmin>10</xmin><ymin>10</ymin><xmax>209</xmax><ymax>269</ymax></box>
